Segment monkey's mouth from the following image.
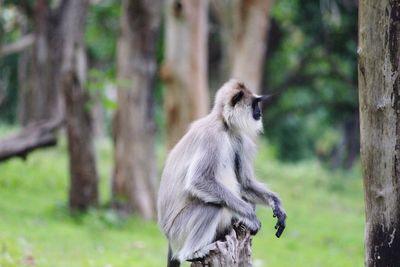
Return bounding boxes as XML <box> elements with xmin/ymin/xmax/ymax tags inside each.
<box><xmin>252</xmin><ymin>95</ymin><xmax>271</xmax><ymax>120</ymax></box>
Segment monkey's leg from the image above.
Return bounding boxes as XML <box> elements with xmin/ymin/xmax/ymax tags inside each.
<box><xmin>186</xmin><ymin>207</ymin><xmax>234</xmax><ymax>261</ymax></box>
<box><xmin>169</xmin><ymin>202</ymin><xmax>225</xmax><ymax>262</ymax></box>
<box><xmin>241</xmin><ymin>179</ymin><xmax>287</xmax><ymax>237</ymax></box>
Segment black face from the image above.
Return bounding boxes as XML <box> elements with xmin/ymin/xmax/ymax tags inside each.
<box><xmin>252</xmin><ymin>98</ymin><xmax>261</xmax><ymax>120</ymax></box>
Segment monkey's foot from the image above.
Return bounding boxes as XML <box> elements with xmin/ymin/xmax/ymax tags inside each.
<box><xmin>186</xmin><ymin>243</ymin><xmax>216</xmax><ymax>262</ymax></box>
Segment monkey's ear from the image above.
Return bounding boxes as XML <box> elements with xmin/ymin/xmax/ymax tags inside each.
<box><xmin>231</xmin><ymin>91</ymin><xmax>244</xmax><ymax>106</ymax></box>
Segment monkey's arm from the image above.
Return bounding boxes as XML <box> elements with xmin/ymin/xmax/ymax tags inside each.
<box><xmin>235</xmin><ymin>140</ymin><xmax>286</xmax><ymax>237</ymax></box>
<box><xmin>190</xmin><ymin>178</ymin><xmax>252</xmax><ymax>216</ymax></box>
<box><xmin>241</xmin><ymin>178</ymin><xmax>286</xmax><ymax>237</ymax></box>
<box><xmin>189</xmin><ymin>178</ymin><xmax>261</xmax><ymax>234</ymax></box>
<box><xmin>185</xmin><ymin>150</ymin><xmax>260</xmax><ymax>233</ymax></box>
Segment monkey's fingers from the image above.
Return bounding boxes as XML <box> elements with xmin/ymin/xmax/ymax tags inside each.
<box><xmin>274</xmin><ymin>216</ymin><xmax>286</xmax><ymax>238</ymax></box>
<box><xmin>239</xmin><ymin>223</ymin><xmax>247</xmax><ymax>232</ymax></box>
<box><xmin>275</xmin><ymin>225</ymin><xmax>285</xmax><ymax>238</ymax></box>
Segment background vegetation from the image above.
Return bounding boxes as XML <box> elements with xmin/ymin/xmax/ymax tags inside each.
<box><xmin>0</xmin><ymin>0</ymin><xmax>363</xmax><ymax>266</ymax></box>
<box><xmin>0</xmin><ymin>139</ymin><xmax>363</xmax><ymax>267</ymax></box>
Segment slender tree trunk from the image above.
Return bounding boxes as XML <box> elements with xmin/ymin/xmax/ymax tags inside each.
<box><xmin>61</xmin><ymin>0</ymin><xmax>99</xmax><ymax>211</ymax></box>
<box><xmin>162</xmin><ymin>0</ymin><xmax>209</xmax><ymax>149</ymax></box>
<box><xmin>213</xmin><ymin>0</ymin><xmax>273</xmax><ymax>94</ymax></box>
<box><xmin>358</xmin><ymin>0</ymin><xmax>400</xmax><ymax>266</ymax></box>
<box><xmin>112</xmin><ymin>0</ymin><xmax>161</xmax><ymax>219</ymax></box>
<box><xmin>19</xmin><ymin>0</ymin><xmax>63</xmax><ymax>125</ymax></box>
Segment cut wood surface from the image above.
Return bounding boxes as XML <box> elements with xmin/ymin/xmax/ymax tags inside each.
<box><xmin>0</xmin><ymin>118</ymin><xmax>62</xmax><ymax>162</ymax></box>
<box><xmin>190</xmin><ymin>223</ymin><xmax>253</xmax><ymax>267</ymax></box>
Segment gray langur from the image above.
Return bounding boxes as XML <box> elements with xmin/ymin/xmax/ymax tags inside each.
<box><xmin>157</xmin><ymin>79</ymin><xmax>287</xmax><ymax>267</ymax></box>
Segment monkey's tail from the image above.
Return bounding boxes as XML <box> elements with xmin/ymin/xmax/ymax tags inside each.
<box><xmin>167</xmin><ymin>244</ymin><xmax>180</xmax><ymax>267</ymax></box>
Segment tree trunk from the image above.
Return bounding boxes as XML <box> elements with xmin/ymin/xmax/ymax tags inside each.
<box><xmin>19</xmin><ymin>0</ymin><xmax>63</xmax><ymax>125</ymax></box>
<box><xmin>190</xmin><ymin>224</ymin><xmax>253</xmax><ymax>267</ymax></box>
<box><xmin>162</xmin><ymin>0</ymin><xmax>209</xmax><ymax>149</ymax></box>
<box><xmin>61</xmin><ymin>0</ymin><xmax>99</xmax><ymax>211</ymax></box>
<box><xmin>214</xmin><ymin>0</ymin><xmax>273</xmax><ymax>94</ymax></box>
<box><xmin>358</xmin><ymin>0</ymin><xmax>400</xmax><ymax>266</ymax></box>
<box><xmin>112</xmin><ymin>0</ymin><xmax>161</xmax><ymax>219</ymax></box>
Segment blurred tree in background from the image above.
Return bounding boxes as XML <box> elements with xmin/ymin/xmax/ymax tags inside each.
<box><xmin>161</xmin><ymin>0</ymin><xmax>209</xmax><ymax>148</ymax></box>
<box><xmin>112</xmin><ymin>0</ymin><xmax>161</xmax><ymax>218</ymax></box>
<box><xmin>60</xmin><ymin>0</ymin><xmax>99</xmax><ymax>211</ymax></box>
<box><xmin>0</xmin><ymin>0</ymin><xmax>359</xmax><ymax>214</ymax></box>
<box><xmin>212</xmin><ymin>0</ymin><xmax>273</xmax><ymax>94</ymax></box>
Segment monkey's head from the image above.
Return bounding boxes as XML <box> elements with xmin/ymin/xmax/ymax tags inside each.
<box><xmin>214</xmin><ymin>79</ymin><xmax>270</xmax><ymax>138</ymax></box>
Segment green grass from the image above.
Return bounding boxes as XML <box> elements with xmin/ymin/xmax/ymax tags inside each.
<box><xmin>0</xmin><ymin>138</ymin><xmax>364</xmax><ymax>267</ymax></box>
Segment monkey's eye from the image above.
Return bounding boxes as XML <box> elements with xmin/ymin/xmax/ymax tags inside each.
<box><xmin>252</xmin><ymin>99</ymin><xmax>261</xmax><ymax>120</ymax></box>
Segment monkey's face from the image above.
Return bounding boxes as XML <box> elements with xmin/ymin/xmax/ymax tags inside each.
<box><xmin>219</xmin><ymin>80</ymin><xmax>268</xmax><ymax>138</ymax></box>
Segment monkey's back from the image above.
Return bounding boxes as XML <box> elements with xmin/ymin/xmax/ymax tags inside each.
<box><xmin>157</xmin><ymin>114</ymin><xmax>226</xmax><ymax>237</ymax></box>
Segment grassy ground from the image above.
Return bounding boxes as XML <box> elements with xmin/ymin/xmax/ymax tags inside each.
<box><xmin>0</xmin><ymin>138</ymin><xmax>364</xmax><ymax>267</ymax></box>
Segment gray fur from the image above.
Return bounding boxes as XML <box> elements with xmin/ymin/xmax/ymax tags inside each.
<box><xmin>158</xmin><ymin>79</ymin><xmax>287</xmax><ymax>264</ymax></box>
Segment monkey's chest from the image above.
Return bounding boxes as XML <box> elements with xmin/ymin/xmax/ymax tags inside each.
<box><xmin>217</xmin><ymin>159</ymin><xmax>241</xmax><ymax>197</ymax></box>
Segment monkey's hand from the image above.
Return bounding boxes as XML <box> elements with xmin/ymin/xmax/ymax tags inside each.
<box><xmin>273</xmin><ymin>205</ymin><xmax>286</xmax><ymax>238</ymax></box>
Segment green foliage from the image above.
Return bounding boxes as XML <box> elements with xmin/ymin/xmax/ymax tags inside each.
<box><xmin>86</xmin><ymin>68</ymin><xmax>118</xmax><ymax>111</ymax></box>
<box><xmin>86</xmin><ymin>0</ymin><xmax>120</xmax><ymax>65</ymax></box>
<box><xmin>0</xmin><ymin>138</ymin><xmax>364</xmax><ymax>267</ymax></box>
<box><xmin>0</xmin><ymin>54</ymin><xmax>18</xmax><ymax>124</ymax></box>
<box><xmin>0</xmin><ymin>0</ymin><xmax>360</xmax><ymax>168</ymax></box>
<box><xmin>0</xmin><ymin>4</ymin><xmax>22</xmax><ymax>124</ymax></box>
<box><xmin>265</xmin><ymin>0</ymin><xmax>358</xmax><ymax>164</ymax></box>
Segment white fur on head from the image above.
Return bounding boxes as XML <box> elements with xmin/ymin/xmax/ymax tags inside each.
<box><xmin>213</xmin><ymin>79</ymin><xmax>263</xmax><ymax>138</ymax></box>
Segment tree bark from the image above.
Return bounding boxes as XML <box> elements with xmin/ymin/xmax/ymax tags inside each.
<box><xmin>213</xmin><ymin>0</ymin><xmax>273</xmax><ymax>94</ymax></box>
<box><xmin>162</xmin><ymin>0</ymin><xmax>209</xmax><ymax>149</ymax></box>
<box><xmin>18</xmin><ymin>0</ymin><xmax>64</xmax><ymax>125</ymax></box>
<box><xmin>0</xmin><ymin>117</ymin><xmax>62</xmax><ymax>162</ymax></box>
<box><xmin>112</xmin><ymin>0</ymin><xmax>161</xmax><ymax>219</ymax></box>
<box><xmin>61</xmin><ymin>0</ymin><xmax>99</xmax><ymax>211</ymax></box>
<box><xmin>190</xmin><ymin>224</ymin><xmax>253</xmax><ymax>267</ymax></box>
<box><xmin>358</xmin><ymin>0</ymin><xmax>400</xmax><ymax>266</ymax></box>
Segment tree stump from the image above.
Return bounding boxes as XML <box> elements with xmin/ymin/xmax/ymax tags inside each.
<box><xmin>190</xmin><ymin>223</ymin><xmax>253</xmax><ymax>267</ymax></box>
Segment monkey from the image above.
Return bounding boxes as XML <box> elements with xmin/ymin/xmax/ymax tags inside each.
<box><xmin>157</xmin><ymin>79</ymin><xmax>287</xmax><ymax>267</ymax></box>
